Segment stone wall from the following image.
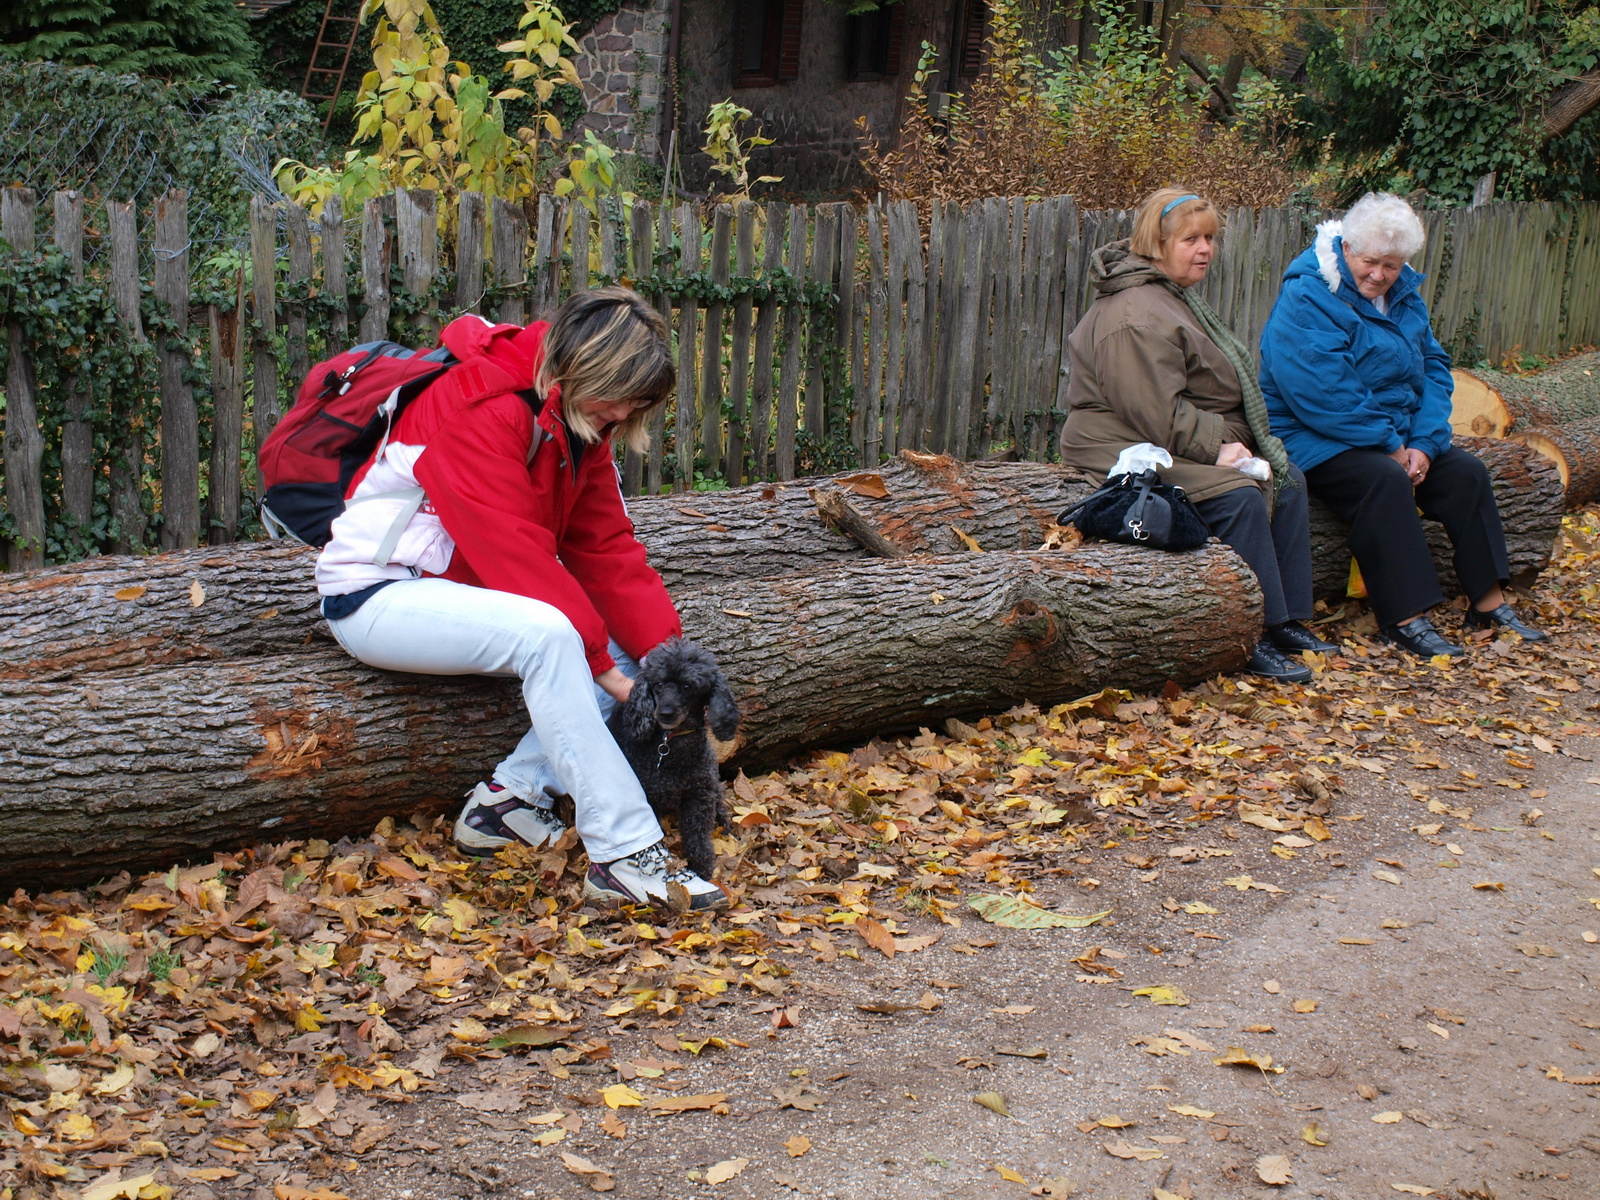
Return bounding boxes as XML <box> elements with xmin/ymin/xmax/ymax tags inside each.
<box><xmin>570</xmin><ymin>0</ymin><xmax>672</xmax><ymax>157</ymax></box>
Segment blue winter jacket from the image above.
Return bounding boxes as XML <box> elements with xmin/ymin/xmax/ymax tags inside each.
<box><xmin>1258</xmin><ymin>221</ymin><xmax>1455</xmax><ymax>473</ymax></box>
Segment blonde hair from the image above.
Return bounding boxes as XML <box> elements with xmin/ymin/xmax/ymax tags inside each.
<box><xmin>1130</xmin><ymin>187</ymin><xmax>1220</xmax><ymax>260</ymax></box>
<box><xmin>536</xmin><ymin>286</ymin><xmax>674</xmax><ymax>454</ymax></box>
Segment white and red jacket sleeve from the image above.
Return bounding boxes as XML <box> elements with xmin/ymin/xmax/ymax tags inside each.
<box><xmin>411</xmin><ymin>393</ymin><xmax>679</xmax><ymax>677</ymax></box>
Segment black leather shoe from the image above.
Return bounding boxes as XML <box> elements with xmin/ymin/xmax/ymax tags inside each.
<box><xmin>1463</xmin><ymin>603</ymin><xmax>1547</xmax><ymax>642</ymax></box>
<box><xmin>1267</xmin><ymin>620</ymin><xmax>1340</xmax><ymax>654</ymax></box>
<box><xmin>1383</xmin><ymin>615</ymin><xmax>1465</xmax><ymax>657</ymax></box>
<box><xmin>1248</xmin><ymin>640</ymin><xmax>1313</xmax><ymax>683</ymax></box>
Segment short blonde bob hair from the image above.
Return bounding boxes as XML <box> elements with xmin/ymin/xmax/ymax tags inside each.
<box><xmin>1130</xmin><ymin>187</ymin><xmax>1220</xmax><ymax>260</ymax></box>
<box><xmin>537</xmin><ymin>286</ymin><xmax>674</xmax><ymax>454</ymax></box>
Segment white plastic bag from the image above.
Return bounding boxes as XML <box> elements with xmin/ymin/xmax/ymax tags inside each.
<box><xmin>1108</xmin><ymin>443</ymin><xmax>1174</xmax><ymax>478</ymax></box>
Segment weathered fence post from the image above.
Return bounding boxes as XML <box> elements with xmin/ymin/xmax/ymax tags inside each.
<box><xmin>359</xmin><ymin>196</ymin><xmax>391</xmax><ymax>344</ymax></box>
<box><xmin>776</xmin><ymin>205</ymin><xmax>807</xmax><ymax>480</ymax></box>
<box><xmin>250</xmin><ymin>196</ymin><xmax>281</xmax><ymax>489</ymax></box>
<box><xmin>106</xmin><ymin>200</ymin><xmax>147</xmax><ymax>553</ymax></box>
<box><xmin>804</xmin><ymin>204</ymin><xmax>837</xmax><ymax>443</ymax></box>
<box><xmin>726</xmin><ymin>200</ymin><xmax>756</xmax><ymax>483</ymax></box>
<box><xmin>285</xmin><ymin>202</ymin><xmax>313</xmax><ymax>390</ymax></box>
<box><xmin>155</xmin><ymin>188</ymin><xmax>199</xmax><ymax>550</ymax></box>
<box><xmin>864</xmin><ymin>201</ymin><xmax>886</xmax><ymax>465</ymax></box>
<box><xmin>623</xmin><ymin>199</ymin><xmax>655</xmax><ymax>495</ymax></box>
<box><xmin>208</xmin><ymin>270</ymin><xmax>246</xmax><ymax>544</ymax></box>
<box><xmin>53</xmin><ymin>190</ymin><xmax>95</xmax><ymax>532</ymax></box>
<box><xmin>674</xmin><ymin>203</ymin><xmax>701</xmax><ymax>491</ymax></box>
<box><xmin>456</xmin><ymin>190</ymin><xmax>486</xmax><ymax>314</ymax></box>
<box><xmin>396</xmin><ymin>189</ymin><xmax>438</xmax><ymax>342</ymax></box>
<box><xmin>2</xmin><ymin>188</ymin><xmax>44</xmax><ymax>571</ymax></box>
<box><xmin>699</xmin><ymin>204</ymin><xmax>733</xmax><ymax>476</ymax></box>
<box><xmin>749</xmin><ymin>200</ymin><xmax>785</xmax><ymax>480</ymax></box>
<box><xmin>491</xmin><ymin>196</ymin><xmax>528</xmax><ymax>326</ymax></box>
<box><xmin>321</xmin><ymin>195</ymin><xmax>348</xmax><ymax>357</ymax></box>
<box><xmin>649</xmin><ymin>201</ymin><xmax>673</xmax><ymax>493</ymax></box>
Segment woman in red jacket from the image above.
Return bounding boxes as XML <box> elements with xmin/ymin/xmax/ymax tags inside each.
<box><xmin>316</xmin><ymin>287</ymin><xmax>727</xmax><ymax>912</ymax></box>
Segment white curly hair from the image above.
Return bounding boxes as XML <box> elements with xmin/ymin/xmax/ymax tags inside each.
<box><xmin>1341</xmin><ymin>192</ymin><xmax>1426</xmax><ymax>260</ymax></box>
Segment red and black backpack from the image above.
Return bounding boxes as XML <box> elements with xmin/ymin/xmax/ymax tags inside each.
<box><xmin>259</xmin><ymin>336</ymin><xmax>539</xmax><ymax>546</ymax></box>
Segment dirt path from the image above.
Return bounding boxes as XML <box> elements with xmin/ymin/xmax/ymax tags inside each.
<box><xmin>314</xmin><ymin>742</ymin><xmax>1600</xmax><ymax>1200</ymax></box>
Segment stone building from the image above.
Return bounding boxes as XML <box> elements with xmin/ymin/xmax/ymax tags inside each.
<box><xmin>569</xmin><ymin>0</ymin><xmax>999</xmax><ymax>195</ymax></box>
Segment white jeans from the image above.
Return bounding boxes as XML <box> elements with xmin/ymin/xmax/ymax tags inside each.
<box><xmin>324</xmin><ymin>577</ymin><xmax>663</xmax><ymax>862</ymax></box>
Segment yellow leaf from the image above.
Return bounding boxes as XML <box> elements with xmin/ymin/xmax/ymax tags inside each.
<box><xmin>82</xmin><ymin>1173</ymin><xmax>158</xmax><ymax>1200</ymax></box>
<box><xmin>114</xmin><ymin>585</ymin><xmax>146</xmax><ymax>601</ymax></box>
<box><xmin>293</xmin><ymin>1004</ymin><xmax>325</xmax><ymax>1032</ymax></box>
<box><xmin>974</xmin><ymin>1091</ymin><xmax>1010</xmax><ymax>1116</ymax></box>
<box><xmin>1131</xmin><ymin>985</ymin><xmax>1190</xmax><ymax>1007</ymax></box>
<box><xmin>532</xmin><ymin>1127</ymin><xmax>566</xmax><ymax>1146</ymax></box>
<box><xmin>1292</xmin><ymin>998</ymin><xmax>1318</xmax><ymax>1013</ymax></box>
<box><xmin>705</xmin><ymin>1157</ymin><xmax>748</xmax><ymax>1184</ymax></box>
<box><xmin>1390</xmin><ymin>1187</ymin><xmax>1437</xmax><ymax>1196</ymax></box>
<box><xmin>785</xmin><ymin>1133</ymin><xmax>811</xmax><ymax>1157</ymax></box>
<box><xmin>1168</xmin><ymin>1103</ymin><xmax>1215</xmax><ymax>1118</ymax></box>
<box><xmin>995</xmin><ymin>1164</ymin><xmax>1026</xmax><ymax>1183</ymax></box>
<box><xmin>1183</xmin><ymin>901</ymin><xmax>1218</xmax><ymax>914</ymax></box>
<box><xmin>600</xmin><ymin>1083</ymin><xmax>643</xmax><ymax>1109</ymax></box>
<box><xmin>1372</xmin><ymin>1111</ymin><xmax>1404</xmax><ymax>1123</ymax></box>
<box><xmin>442</xmin><ymin>896</ymin><xmax>478</xmax><ymax>933</ymax></box>
<box><xmin>92</xmin><ymin>1064</ymin><xmax>136</xmax><ymax>1096</ymax></box>
<box><xmin>60</xmin><ymin>1111</ymin><xmax>96</xmax><ymax>1141</ymax></box>
<box><xmin>1213</xmin><ymin>1046</ymin><xmax>1282</xmax><ymax>1073</ymax></box>
<box><xmin>1302</xmin><ymin>1122</ymin><xmax>1329</xmax><ymax>1146</ymax></box>
<box><xmin>1256</xmin><ymin>1154</ymin><xmax>1293</xmax><ymax>1186</ymax></box>
<box><xmin>1102</xmin><ymin>1137</ymin><xmax>1163</xmax><ymax>1161</ymax></box>
<box><xmin>189</xmin><ymin>580</ymin><xmax>205</xmax><ymax>607</ymax></box>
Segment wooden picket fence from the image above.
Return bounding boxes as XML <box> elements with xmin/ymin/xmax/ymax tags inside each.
<box><xmin>3</xmin><ymin>185</ymin><xmax>1599</xmax><ymax>566</ymax></box>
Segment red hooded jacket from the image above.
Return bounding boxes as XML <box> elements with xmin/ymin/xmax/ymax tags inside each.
<box><xmin>316</xmin><ymin>314</ymin><xmax>680</xmax><ymax>676</ymax></box>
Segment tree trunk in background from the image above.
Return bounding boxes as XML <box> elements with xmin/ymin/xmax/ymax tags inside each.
<box><xmin>0</xmin><ymin>546</ymin><xmax>1260</xmax><ymax>886</ymax></box>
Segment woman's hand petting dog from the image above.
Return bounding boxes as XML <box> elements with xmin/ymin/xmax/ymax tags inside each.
<box><xmin>606</xmin><ymin>638</ymin><xmax>739</xmax><ymax>880</ymax></box>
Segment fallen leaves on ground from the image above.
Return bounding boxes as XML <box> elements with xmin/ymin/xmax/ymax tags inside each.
<box><xmin>0</xmin><ymin>508</ymin><xmax>1596</xmax><ymax>1189</ymax></box>
<box><xmin>1256</xmin><ymin>1154</ymin><xmax>1293</xmax><ymax>1185</ymax></box>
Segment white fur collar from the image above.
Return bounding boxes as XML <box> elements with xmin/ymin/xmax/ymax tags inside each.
<box><xmin>1314</xmin><ymin>219</ymin><xmax>1343</xmax><ymax>293</ymax></box>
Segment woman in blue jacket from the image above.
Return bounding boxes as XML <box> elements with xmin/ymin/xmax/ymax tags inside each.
<box><xmin>1259</xmin><ymin>193</ymin><xmax>1544</xmax><ymax>657</ymax></box>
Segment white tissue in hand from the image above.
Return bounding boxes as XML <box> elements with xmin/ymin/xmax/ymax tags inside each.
<box><xmin>1109</xmin><ymin>443</ymin><xmax>1174</xmax><ymax>478</ymax></box>
<box><xmin>1235</xmin><ymin>456</ymin><xmax>1273</xmax><ymax>481</ymax></box>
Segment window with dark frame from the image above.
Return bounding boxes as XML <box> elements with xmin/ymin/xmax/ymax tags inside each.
<box><xmin>846</xmin><ymin>4</ymin><xmax>905</xmax><ymax>82</ymax></box>
<box><xmin>734</xmin><ymin>0</ymin><xmax>802</xmax><ymax>88</ymax></box>
<box><xmin>954</xmin><ymin>0</ymin><xmax>988</xmax><ymax>79</ymax></box>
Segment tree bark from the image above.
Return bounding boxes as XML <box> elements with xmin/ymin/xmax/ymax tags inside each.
<box><xmin>0</xmin><ymin>444</ymin><xmax>1562</xmax><ymax>682</ymax></box>
<box><xmin>1541</xmin><ymin>67</ymin><xmax>1600</xmax><ymax>142</ymax></box>
<box><xmin>1451</xmin><ymin>354</ymin><xmax>1600</xmax><ymax>433</ymax></box>
<box><xmin>1514</xmin><ymin>416</ymin><xmax>1600</xmax><ymax>510</ymax></box>
<box><xmin>0</xmin><ymin>547</ymin><xmax>1261</xmax><ymax>885</ymax></box>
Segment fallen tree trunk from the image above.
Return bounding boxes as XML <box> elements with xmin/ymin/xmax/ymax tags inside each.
<box><xmin>1451</xmin><ymin>354</ymin><xmax>1600</xmax><ymax>436</ymax></box>
<box><xmin>0</xmin><ymin>547</ymin><xmax>1259</xmax><ymax>885</ymax></box>
<box><xmin>1513</xmin><ymin>417</ymin><xmax>1600</xmax><ymax>511</ymax></box>
<box><xmin>0</xmin><ymin>442</ymin><xmax>1561</xmax><ymax>680</ymax></box>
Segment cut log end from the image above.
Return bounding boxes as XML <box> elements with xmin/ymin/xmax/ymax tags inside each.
<box><xmin>1450</xmin><ymin>369</ymin><xmax>1513</xmax><ymax>439</ymax></box>
<box><xmin>1513</xmin><ymin>416</ymin><xmax>1600</xmax><ymax>510</ymax></box>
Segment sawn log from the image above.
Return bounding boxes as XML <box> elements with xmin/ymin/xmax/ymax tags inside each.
<box><xmin>1450</xmin><ymin>354</ymin><xmax>1600</xmax><ymax>436</ymax></box>
<box><xmin>0</xmin><ymin>547</ymin><xmax>1260</xmax><ymax>885</ymax></box>
<box><xmin>0</xmin><ymin>443</ymin><xmax>1562</xmax><ymax>682</ymax></box>
<box><xmin>1513</xmin><ymin>416</ymin><xmax>1600</xmax><ymax>511</ymax></box>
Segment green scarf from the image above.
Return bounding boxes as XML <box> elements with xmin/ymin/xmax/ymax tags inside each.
<box><xmin>1163</xmin><ymin>278</ymin><xmax>1297</xmax><ymax>510</ymax></box>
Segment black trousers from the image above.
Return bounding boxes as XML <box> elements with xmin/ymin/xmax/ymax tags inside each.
<box><xmin>1193</xmin><ymin>465</ymin><xmax>1313</xmax><ymax>629</ymax></box>
<box><xmin>1304</xmin><ymin>446</ymin><xmax>1509</xmax><ymax>628</ymax></box>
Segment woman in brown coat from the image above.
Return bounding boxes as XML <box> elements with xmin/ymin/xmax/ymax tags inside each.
<box><xmin>1059</xmin><ymin>186</ymin><xmax>1333</xmax><ymax>681</ymax></box>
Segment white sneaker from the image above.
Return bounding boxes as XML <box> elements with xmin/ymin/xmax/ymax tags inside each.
<box><xmin>453</xmin><ymin>782</ymin><xmax>567</xmax><ymax>855</ymax></box>
<box><xmin>584</xmin><ymin>840</ymin><xmax>729</xmax><ymax>913</ymax></box>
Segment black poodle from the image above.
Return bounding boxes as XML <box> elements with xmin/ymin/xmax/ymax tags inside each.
<box><xmin>607</xmin><ymin>637</ymin><xmax>740</xmax><ymax>880</ymax></box>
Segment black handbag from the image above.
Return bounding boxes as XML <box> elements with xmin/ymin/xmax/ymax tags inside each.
<box><xmin>1059</xmin><ymin>468</ymin><xmax>1210</xmax><ymax>551</ymax></box>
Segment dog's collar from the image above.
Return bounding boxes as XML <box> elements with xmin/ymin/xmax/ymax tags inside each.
<box><xmin>655</xmin><ymin>724</ymin><xmax>702</xmax><ymax>757</ymax></box>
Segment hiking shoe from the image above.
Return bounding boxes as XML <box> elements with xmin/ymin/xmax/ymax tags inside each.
<box><xmin>453</xmin><ymin>781</ymin><xmax>567</xmax><ymax>855</ymax></box>
<box><xmin>1247</xmin><ymin>640</ymin><xmax>1313</xmax><ymax>683</ymax></box>
<box><xmin>584</xmin><ymin>840</ymin><xmax>730</xmax><ymax>913</ymax></box>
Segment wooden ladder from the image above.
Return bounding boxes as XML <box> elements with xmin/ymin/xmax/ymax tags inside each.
<box><xmin>301</xmin><ymin>0</ymin><xmax>364</xmax><ymax>132</ymax></box>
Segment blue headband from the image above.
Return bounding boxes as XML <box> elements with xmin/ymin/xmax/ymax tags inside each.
<box><xmin>1162</xmin><ymin>194</ymin><xmax>1200</xmax><ymax>217</ymax></box>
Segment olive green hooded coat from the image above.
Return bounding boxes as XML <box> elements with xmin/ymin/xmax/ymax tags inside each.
<box><xmin>1058</xmin><ymin>240</ymin><xmax>1262</xmax><ymax>504</ymax></box>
